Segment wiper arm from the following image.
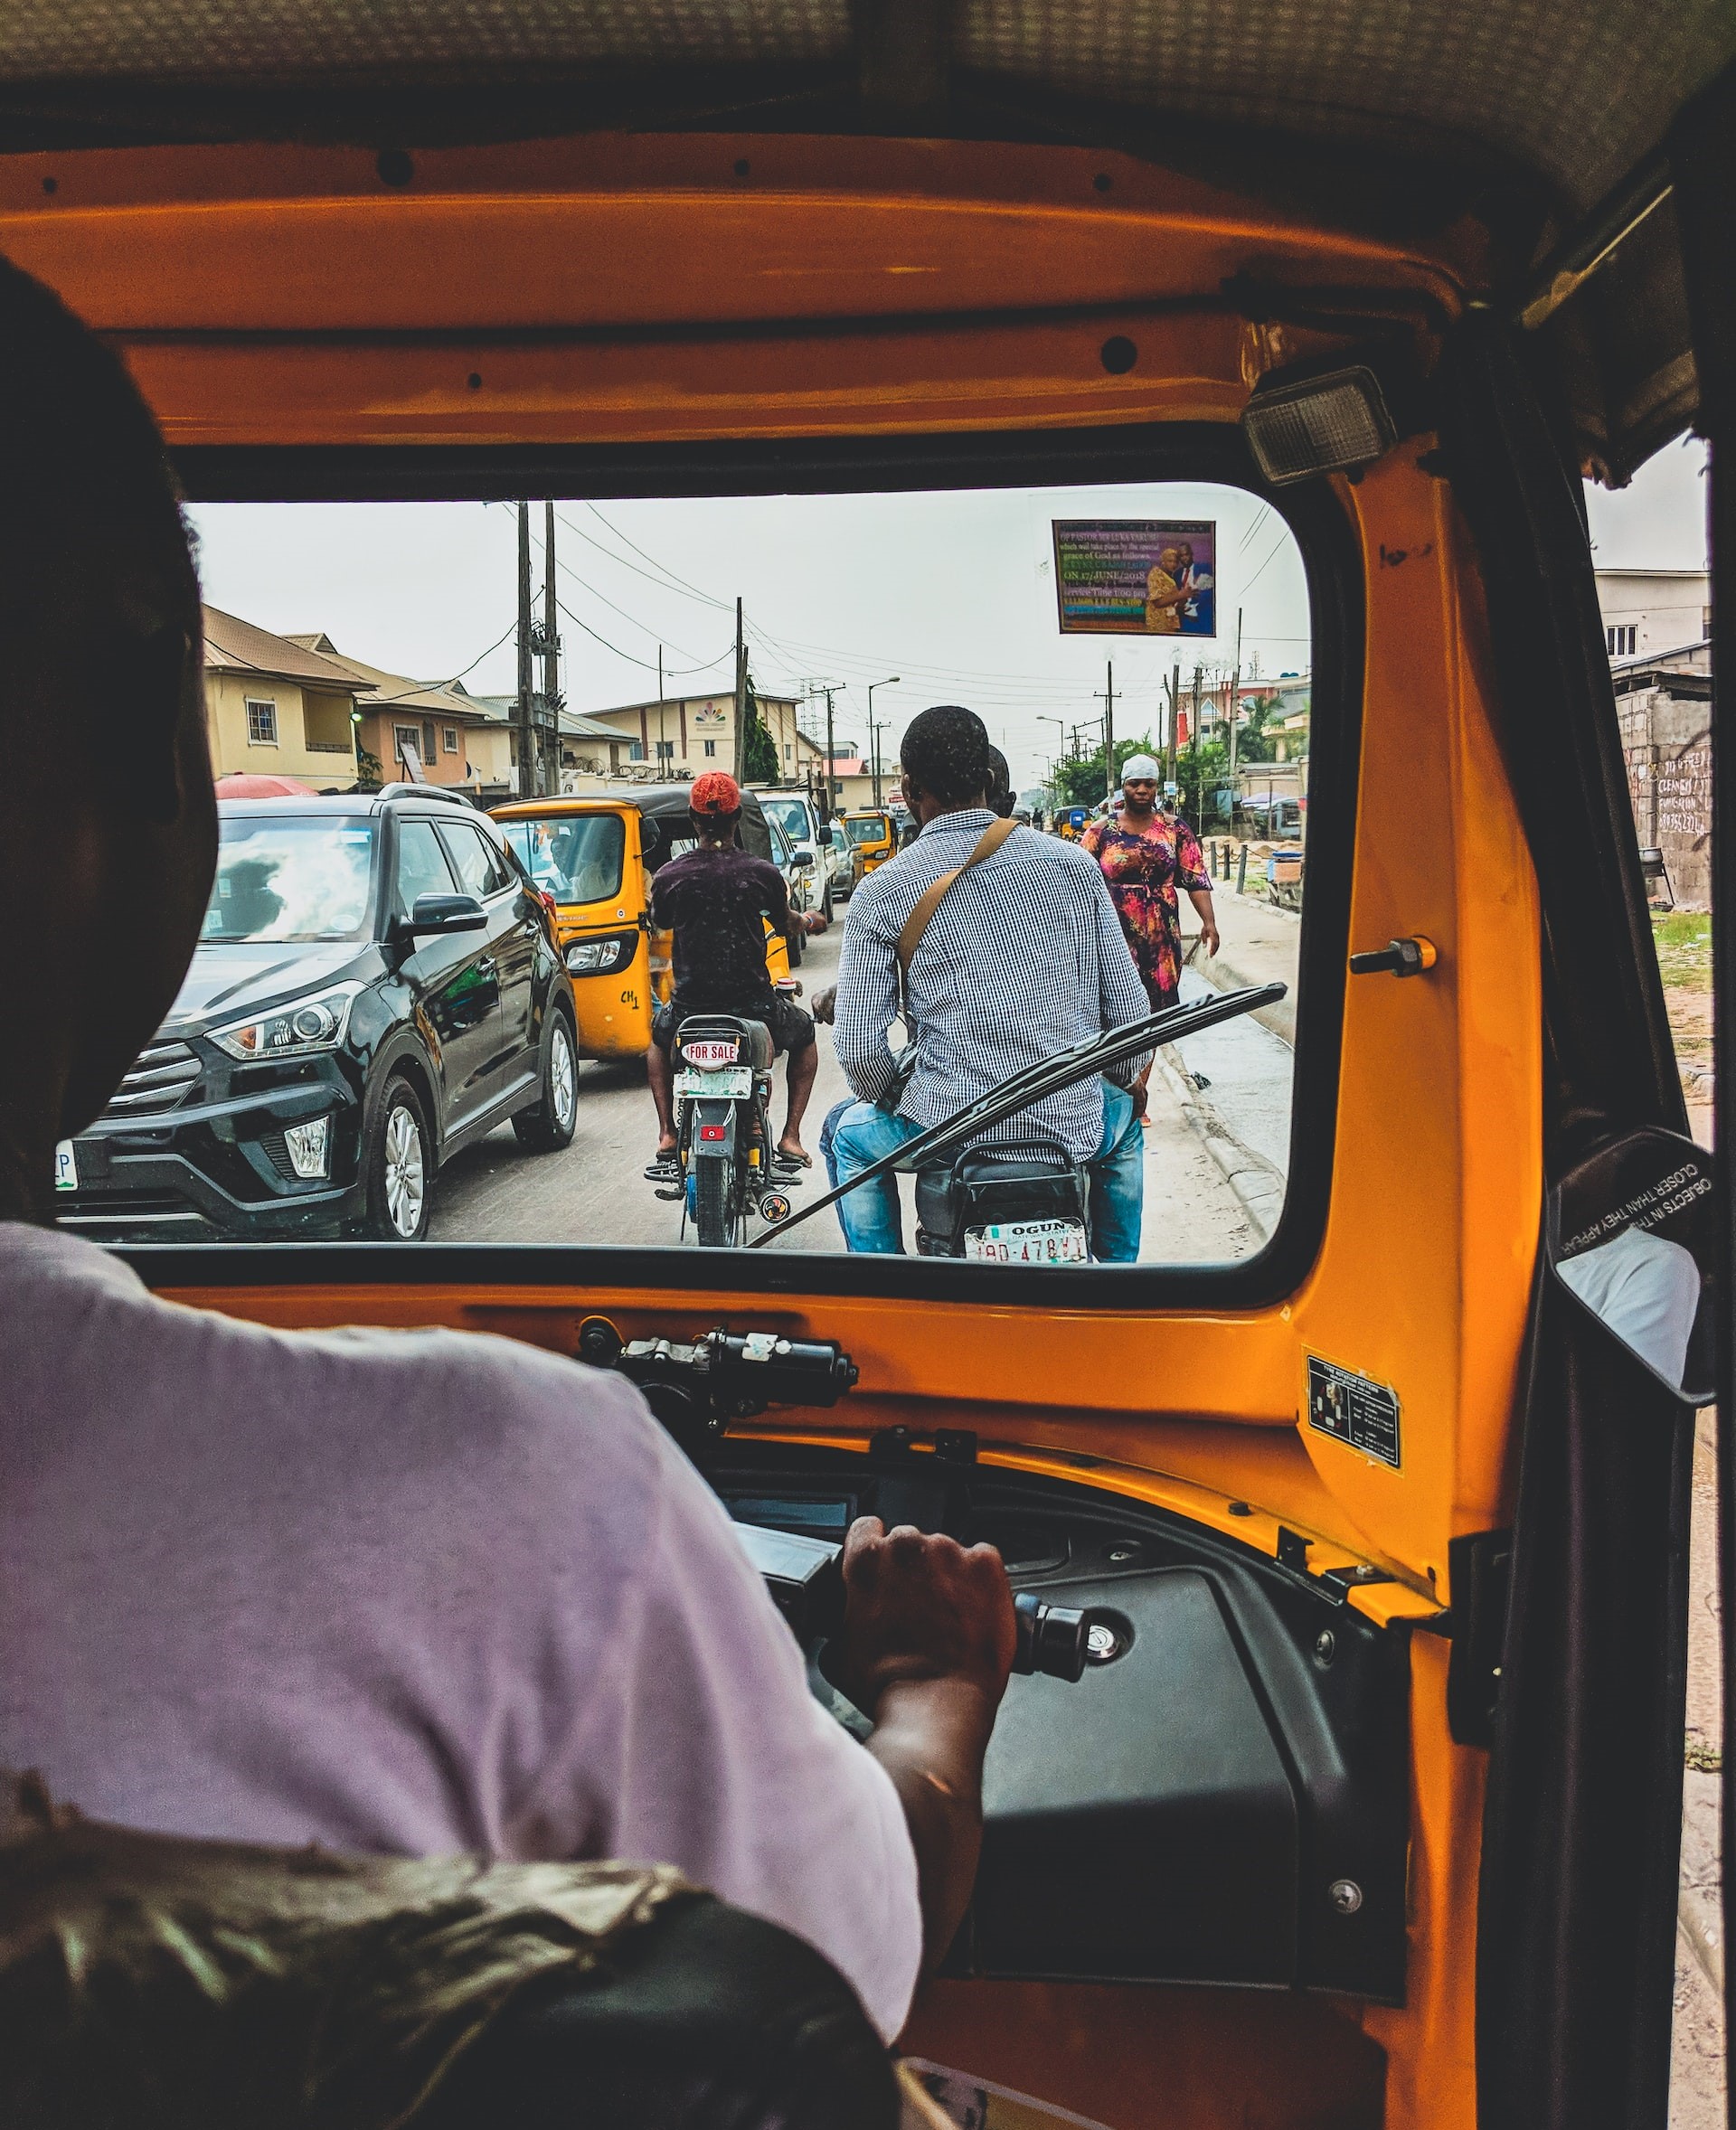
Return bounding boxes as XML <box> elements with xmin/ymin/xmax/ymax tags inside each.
<box><xmin>749</xmin><ymin>982</ymin><xmax>1286</xmax><ymax>1249</ymax></box>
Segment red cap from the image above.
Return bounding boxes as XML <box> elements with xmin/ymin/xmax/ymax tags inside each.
<box><xmin>689</xmin><ymin>769</ymin><xmax>742</xmax><ymax>815</ymax></box>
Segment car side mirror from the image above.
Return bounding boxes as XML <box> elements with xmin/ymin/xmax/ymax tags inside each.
<box><xmin>1549</xmin><ymin>1125</ymin><xmax>1716</xmax><ymax>1403</ymax></box>
<box><xmin>405</xmin><ymin>891</ymin><xmax>487</xmax><ymax>936</ymax></box>
<box><xmin>816</xmin><ymin>823</ymin><xmax>835</xmax><ymax>846</ymax></box>
<box><xmin>791</xmin><ymin>851</ymin><xmax>815</xmax><ymax>871</ymax></box>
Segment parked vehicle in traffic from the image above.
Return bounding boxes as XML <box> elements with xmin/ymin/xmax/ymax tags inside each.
<box><xmin>840</xmin><ymin>807</ymin><xmax>896</xmax><ymax>886</ymax></box>
<box><xmin>54</xmin><ymin>788</ymin><xmax>578</xmax><ymax>1243</ymax></box>
<box><xmin>765</xmin><ymin>812</ymin><xmax>818</xmax><ymax>966</ymax></box>
<box><xmin>754</xmin><ymin>787</ymin><xmax>847</xmax><ymax>912</ymax></box>
<box><xmin>490</xmin><ymin>782</ymin><xmax>795</xmax><ymax>1063</ymax></box>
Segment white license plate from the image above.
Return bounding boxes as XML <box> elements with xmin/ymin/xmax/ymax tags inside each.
<box><xmin>963</xmin><ymin>1218</ymin><xmax>1089</xmax><ymax>1265</ymax></box>
<box><xmin>53</xmin><ymin>1139</ymin><xmax>78</xmax><ymax>1192</ymax></box>
<box><xmin>677</xmin><ymin>1067</ymin><xmax>753</xmax><ymax>1098</ymax></box>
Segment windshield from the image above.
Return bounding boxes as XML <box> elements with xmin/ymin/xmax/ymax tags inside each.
<box><xmin>133</xmin><ymin>479</ymin><xmax>1314</xmax><ymax>1275</ymax></box>
<box><xmin>203</xmin><ymin>816</ymin><xmax>376</xmax><ymax>943</ymax></box>
<box><xmin>497</xmin><ymin>813</ymin><xmax>627</xmax><ymax>903</ymax></box>
<box><xmin>760</xmin><ymin>797</ymin><xmax>810</xmax><ymax>844</ymax></box>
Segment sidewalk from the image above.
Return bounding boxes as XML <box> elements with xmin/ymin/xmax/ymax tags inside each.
<box><xmin>1188</xmin><ymin>872</ymin><xmax>1301</xmax><ymax>1043</ymax></box>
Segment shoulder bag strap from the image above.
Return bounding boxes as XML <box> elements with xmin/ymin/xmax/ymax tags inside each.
<box><xmin>894</xmin><ymin>815</ymin><xmax>1018</xmax><ymax>973</ymax></box>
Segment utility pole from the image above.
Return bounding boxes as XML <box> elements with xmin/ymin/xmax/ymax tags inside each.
<box><xmin>824</xmin><ymin>686</ymin><xmax>838</xmax><ymax>820</ymax></box>
<box><xmin>1165</xmin><ymin>662</ymin><xmax>1181</xmax><ymax>788</ymax></box>
<box><xmin>731</xmin><ymin>598</ymin><xmax>748</xmax><ymax>783</ymax></box>
<box><xmin>1095</xmin><ymin>660</ymin><xmax>1117</xmax><ymax>799</ymax></box>
<box><xmin>867</xmin><ymin>676</ymin><xmax>900</xmax><ymax>806</ymax></box>
<box><xmin>542</xmin><ymin>500</ymin><xmax>559</xmax><ymax>796</ymax></box>
<box><xmin>515</xmin><ymin>501</ymin><xmax>534</xmax><ymax>799</ymax></box>
<box><xmin>1228</xmin><ymin>605</ymin><xmax>1243</xmax><ymax>783</ymax></box>
<box><xmin>1191</xmin><ymin>663</ymin><xmax>1204</xmax><ymax>822</ymax></box>
<box><xmin>657</xmin><ymin>646</ymin><xmax>666</xmax><ymax>775</ymax></box>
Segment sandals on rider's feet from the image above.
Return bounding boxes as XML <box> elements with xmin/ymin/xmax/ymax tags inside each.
<box><xmin>644</xmin><ymin>1154</ymin><xmax>681</xmax><ymax>1182</ymax></box>
<box><xmin>772</xmin><ymin>1148</ymin><xmax>812</xmax><ymax>1170</ymax></box>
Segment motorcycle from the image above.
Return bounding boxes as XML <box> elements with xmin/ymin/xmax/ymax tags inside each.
<box><xmin>751</xmin><ymin>982</ymin><xmax>1287</xmax><ymax>1262</ymax></box>
<box><xmin>656</xmin><ymin>1008</ymin><xmax>803</xmax><ymax>1247</ymax></box>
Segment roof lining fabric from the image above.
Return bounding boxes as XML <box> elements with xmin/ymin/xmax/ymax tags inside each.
<box><xmin>0</xmin><ymin>1</ymin><xmax>1727</xmax><ymax>216</ymax></box>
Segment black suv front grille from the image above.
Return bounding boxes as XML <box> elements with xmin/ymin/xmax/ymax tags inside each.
<box><xmin>102</xmin><ymin>1040</ymin><xmax>200</xmax><ymax>1117</ymax></box>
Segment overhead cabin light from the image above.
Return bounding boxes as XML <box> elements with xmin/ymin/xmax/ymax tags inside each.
<box><xmin>1241</xmin><ymin>365</ymin><xmax>1398</xmax><ymax>487</ymax></box>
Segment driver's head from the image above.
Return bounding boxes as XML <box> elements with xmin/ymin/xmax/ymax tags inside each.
<box><xmin>986</xmin><ymin>746</ymin><xmax>1015</xmax><ymax>819</ymax></box>
<box><xmin>0</xmin><ymin>261</ymin><xmax>212</xmax><ymax>1208</ymax></box>
<box><xmin>687</xmin><ymin>768</ymin><xmax>742</xmax><ymax>845</ymax></box>
<box><xmin>899</xmin><ymin>705</ymin><xmax>993</xmax><ymax>816</ymax></box>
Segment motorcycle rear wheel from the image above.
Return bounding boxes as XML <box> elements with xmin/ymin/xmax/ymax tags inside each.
<box><xmin>694</xmin><ymin>1158</ymin><xmax>731</xmax><ymax>1247</ymax></box>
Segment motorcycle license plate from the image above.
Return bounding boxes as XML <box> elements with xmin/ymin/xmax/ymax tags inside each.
<box><xmin>677</xmin><ymin>1067</ymin><xmax>753</xmax><ymax>1098</ymax></box>
<box><xmin>964</xmin><ymin>1218</ymin><xmax>1089</xmax><ymax>1265</ymax></box>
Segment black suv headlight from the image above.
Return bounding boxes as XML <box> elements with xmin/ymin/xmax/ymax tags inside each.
<box><xmin>208</xmin><ymin>980</ymin><xmax>365</xmax><ymax>1061</ymax></box>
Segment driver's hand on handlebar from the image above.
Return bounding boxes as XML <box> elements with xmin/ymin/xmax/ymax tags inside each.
<box><xmin>834</xmin><ymin>1516</ymin><xmax>1017</xmax><ymax>1718</ymax></box>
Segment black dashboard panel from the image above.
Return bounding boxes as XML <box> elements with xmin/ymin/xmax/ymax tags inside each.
<box><xmin>703</xmin><ymin>1440</ymin><xmax>1410</xmax><ymax>2005</ymax></box>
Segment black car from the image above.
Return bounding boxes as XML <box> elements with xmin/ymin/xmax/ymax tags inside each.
<box><xmin>55</xmin><ymin>788</ymin><xmax>580</xmax><ymax>1242</ymax></box>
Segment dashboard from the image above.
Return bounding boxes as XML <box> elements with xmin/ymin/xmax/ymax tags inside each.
<box><xmin>701</xmin><ymin>1433</ymin><xmax>1410</xmax><ymax>2005</ymax></box>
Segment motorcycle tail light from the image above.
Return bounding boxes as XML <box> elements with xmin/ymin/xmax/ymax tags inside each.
<box><xmin>698</xmin><ymin>1124</ymin><xmax>728</xmax><ymax>1142</ymax></box>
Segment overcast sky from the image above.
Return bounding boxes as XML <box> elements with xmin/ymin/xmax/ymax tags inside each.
<box><xmin>187</xmin><ymin>438</ymin><xmax>1708</xmax><ymax>792</ymax></box>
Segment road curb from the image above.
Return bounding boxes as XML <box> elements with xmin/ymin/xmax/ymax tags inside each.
<box><xmin>1155</xmin><ymin>1051</ymin><xmax>1287</xmax><ymax>1243</ymax></box>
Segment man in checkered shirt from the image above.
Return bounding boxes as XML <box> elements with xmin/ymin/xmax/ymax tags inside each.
<box><xmin>829</xmin><ymin>705</ymin><xmax>1153</xmax><ymax>1258</ymax></box>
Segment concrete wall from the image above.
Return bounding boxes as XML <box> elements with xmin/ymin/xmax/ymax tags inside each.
<box><xmin>354</xmin><ymin>706</ymin><xmax>479</xmax><ymax>788</ymax></box>
<box><xmin>1618</xmin><ymin>683</ymin><xmax>1711</xmax><ymax>908</ymax></box>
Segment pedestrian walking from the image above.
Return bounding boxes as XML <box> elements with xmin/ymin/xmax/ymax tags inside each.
<box><xmin>1080</xmin><ymin>753</ymin><xmax>1220</xmax><ymax>1012</ymax></box>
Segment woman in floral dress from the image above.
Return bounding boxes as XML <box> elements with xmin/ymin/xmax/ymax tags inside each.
<box><xmin>1079</xmin><ymin>754</ymin><xmax>1220</xmax><ymax>1009</ymax></box>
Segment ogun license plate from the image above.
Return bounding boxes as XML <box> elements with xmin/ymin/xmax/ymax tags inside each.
<box><xmin>676</xmin><ymin>1066</ymin><xmax>754</xmax><ymax>1098</ymax></box>
<box><xmin>964</xmin><ymin>1217</ymin><xmax>1088</xmax><ymax>1265</ymax></box>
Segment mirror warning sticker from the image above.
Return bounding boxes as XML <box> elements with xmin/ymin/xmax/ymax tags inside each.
<box><xmin>1307</xmin><ymin>1357</ymin><xmax>1401</xmax><ymax>1469</ymax></box>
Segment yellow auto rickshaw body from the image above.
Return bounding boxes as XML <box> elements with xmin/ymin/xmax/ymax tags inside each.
<box><xmin>843</xmin><ymin>809</ymin><xmax>897</xmax><ymax>886</ymax></box>
<box><xmin>12</xmin><ymin>12</ymin><xmax>1730</xmax><ymax>2121</ymax></box>
<box><xmin>488</xmin><ymin>791</ymin><xmax>791</xmax><ymax>1060</ymax></box>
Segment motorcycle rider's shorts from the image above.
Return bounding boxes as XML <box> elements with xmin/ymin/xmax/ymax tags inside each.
<box><xmin>652</xmin><ymin>991</ymin><xmax>816</xmax><ymax>1059</ymax></box>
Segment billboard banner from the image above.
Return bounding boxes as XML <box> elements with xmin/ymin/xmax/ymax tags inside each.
<box><xmin>1052</xmin><ymin>519</ymin><xmax>1215</xmax><ymax>636</ymax></box>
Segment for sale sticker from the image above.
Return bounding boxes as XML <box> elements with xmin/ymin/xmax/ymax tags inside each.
<box><xmin>1306</xmin><ymin>1356</ymin><xmax>1401</xmax><ymax>1469</ymax></box>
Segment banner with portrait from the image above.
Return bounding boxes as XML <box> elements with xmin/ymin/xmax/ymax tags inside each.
<box><xmin>1052</xmin><ymin>520</ymin><xmax>1216</xmax><ymax>636</ymax></box>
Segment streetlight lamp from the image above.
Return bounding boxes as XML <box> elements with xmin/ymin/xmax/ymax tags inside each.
<box><xmin>867</xmin><ymin>677</ymin><xmax>900</xmax><ymax>806</ymax></box>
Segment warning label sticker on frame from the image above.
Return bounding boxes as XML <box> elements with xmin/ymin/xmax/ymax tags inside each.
<box><xmin>1307</xmin><ymin>1357</ymin><xmax>1401</xmax><ymax>1469</ymax></box>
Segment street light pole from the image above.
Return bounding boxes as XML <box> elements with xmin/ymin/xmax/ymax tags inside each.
<box><xmin>867</xmin><ymin>676</ymin><xmax>900</xmax><ymax>806</ymax></box>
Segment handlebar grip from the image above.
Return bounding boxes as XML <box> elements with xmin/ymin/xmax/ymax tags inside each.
<box><xmin>1013</xmin><ymin>1590</ymin><xmax>1090</xmax><ymax>1683</ymax></box>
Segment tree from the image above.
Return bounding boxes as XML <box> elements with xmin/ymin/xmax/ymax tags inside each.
<box><xmin>741</xmin><ymin>676</ymin><xmax>779</xmax><ymax>783</ymax></box>
<box><xmin>1055</xmin><ymin>733</ymin><xmax>1157</xmax><ymax>809</ymax></box>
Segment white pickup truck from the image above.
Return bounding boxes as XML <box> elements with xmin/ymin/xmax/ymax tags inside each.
<box><xmin>753</xmin><ymin>789</ymin><xmax>851</xmax><ymax>915</ymax></box>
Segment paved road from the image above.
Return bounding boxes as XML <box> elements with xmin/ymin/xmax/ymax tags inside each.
<box><xmin>430</xmin><ymin>913</ymin><xmax>1294</xmax><ymax>1261</ymax></box>
<box><xmin>431</xmin><ymin>922</ymin><xmax>857</xmax><ymax>1250</ymax></box>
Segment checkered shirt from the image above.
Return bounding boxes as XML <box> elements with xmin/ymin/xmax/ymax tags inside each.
<box><xmin>832</xmin><ymin>809</ymin><xmax>1151</xmax><ymax>1158</ymax></box>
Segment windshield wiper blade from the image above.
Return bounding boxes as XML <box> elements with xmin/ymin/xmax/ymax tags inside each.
<box><xmin>749</xmin><ymin>982</ymin><xmax>1286</xmax><ymax>1249</ymax></box>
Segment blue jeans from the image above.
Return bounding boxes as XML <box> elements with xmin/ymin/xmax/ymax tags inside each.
<box><xmin>829</xmin><ymin>1082</ymin><xmax>1143</xmax><ymax>1260</ymax></box>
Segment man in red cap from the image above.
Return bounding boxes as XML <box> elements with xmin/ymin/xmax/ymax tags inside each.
<box><xmin>645</xmin><ymin>769</ymin><xmax>818</xmax><ymax>1171</ymax></box>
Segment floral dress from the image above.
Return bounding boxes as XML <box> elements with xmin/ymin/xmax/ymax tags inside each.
<box><xmin>1080</xmin><ymin>812</ymin><xmax>1212</xmax><ymax>1007</ymax></box>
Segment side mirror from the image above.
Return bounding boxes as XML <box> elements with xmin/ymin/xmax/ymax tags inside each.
<box><xmin>791</xmin><ymin>851</ymin><xmax>815</xmax><ymax>872</ymax></box>
<box><xmin>405</xmin><ymin>891</ymin><xmax>487</xmax><ymax>936</ymax></box>
<box><xmin>816</xmin><ymin>823</ymin><xmax>835</xmax><ymax>847</ymax></box>
<box><xmin>1550</xmin><ymin>1125</ymin><xmax>1716</xmax><ymax>1402</ymax></box>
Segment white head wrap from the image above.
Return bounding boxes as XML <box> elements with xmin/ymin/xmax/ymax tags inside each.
<box><xmin>1120</xmin><ymin>753</ymin><xmax>1162</xmax><ymax>784</ymax></box>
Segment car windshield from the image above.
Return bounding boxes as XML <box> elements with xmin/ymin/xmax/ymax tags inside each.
<box><xmin>760</xmin><ymin>797</ymin><xmax>809</xmax><ymax>843</ymax></box>
<box><xmin>844</xmin><ymin>816</ymin><xmax>887</xmax><ymax>844</ymax></box>
<box><xmin>497</xmin><ymin>813</ymin><xmax>627</xmax><ymax>903</ymax></box>
<box><xmin>203</xmin><ymin>816</ymin><xmax>376</xmax><ymax>943</ymax></box>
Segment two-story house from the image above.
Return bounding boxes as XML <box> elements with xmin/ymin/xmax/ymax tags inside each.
<box><xmin>202</xmin><ymin>607</ymin><xmax>370</xmax><ymax>787</ymax></box>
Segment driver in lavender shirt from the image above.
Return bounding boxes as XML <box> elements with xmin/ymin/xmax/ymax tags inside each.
<box><xmin>0</xmin><ymin>259</ymin><xmax>1015</xmax><ymax>2044</ymax></box>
